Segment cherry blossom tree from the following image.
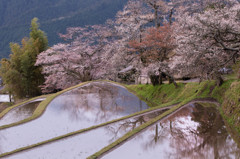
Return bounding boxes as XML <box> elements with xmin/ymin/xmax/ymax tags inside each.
<box><xmin>36</xmin><ymin>0</ymin><xmax>155</xmax><ymax>92</ymax></box>
<box><xmin>128</xmin><ymin>23</ymin><xmax>177</xmax><ymax>86</ymax></box>
<box><xmin>36</xmin><ymin>0</ymin><xmax>240</xmax><ymax>93</ymax></box>
<box><xmin>115</xmin><ymin>0</ymin><xmax>179</xmax><ymax>86</ymax></box>
<box><xmin>129</xmin><ymin>24</ymin><xmax>174</xmax><ymax>63</ymax></box>
<box><xmin>104</xmin><ymin>0</ymin><xmax>154</xmax><ymax>83</ymax></box>
<box><xmin>142</xmin><ymin>0</ymin><xmax>171</xmax><ymax>27</ymax></box>
<box><xmin>170</xmin><ymin>0</ymin><xmax>238</xmax><ymax>15</ymax></box>
<box><xmin>36</xmin><ymin>20</ymin><xmax>140</xmax><ymax>92</ymax></box>
<box><xmin>115</xmin><ymin>0</ymin><xmax>153</xmax><ymax>42</ymax></box>
<box><xmin>36</xmin><ymin>24</ymin><xmax>119</xmax><ymax>93</ymax></box>
<box><xmin>175</xmin><ymin>2</ymin><xmax>240</xmax><ymax>85</ymax></box>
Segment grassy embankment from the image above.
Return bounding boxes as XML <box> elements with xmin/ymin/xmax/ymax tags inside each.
<box><xmin>88</xmin><ymin>79</ymin><xmax>240</xmax><ymax>159</ymax></box>
<box><xmin>127</xmin><ymin>80</ymin><xmax>240</xmax><ymax>131</ymax></box>
<box><xmin>127</xmin><ymin>80</ymin><xmax>240</xmax><ymax>138</ymax></box>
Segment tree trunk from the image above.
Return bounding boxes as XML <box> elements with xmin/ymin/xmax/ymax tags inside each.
<box><xmin>9</xmin><ymin>93</ymin><xmax>12</xmax><ymax>103</ymax></box>
<box><xmin>154</xmin><ymin>124</ymin><xmax>158</xmax><ymax>143</ymax></box>
<box><xmin>165</xmin><ymin>73</ymin><xmax>178</xmax><ymax>88</ymax></box>
<box><xmin>216</xmin><ymin>74</ymin><xmax>224</xmax><ymax>86</ymax></box>
<box><xmin>238</xmin><ymin>67</ymin><xmax>240</xmax><ymax>79</ymax></box>
<box><xmin>199</xmin><ymin>77</ymin><xmax>203</xmax><ymax>84</ymax></box>
<box><xmin>154</xmin><ymin>6</ymin><xmax>159</xmax><ymax>28</ymax></box>
<box><xmin>159</xmin><ymin>73</ymin><xmax>163</xmax><ymax>85</ymax></box>
<box><xmin>169</xmin><ymin>8</ymin><xmax>173</xmax><ymax>25</ymax></box>
<box><xmin>159</xmin><ymin>70</ymin><xmax>164</xmax><ymax>85</ymax></box>
<box><xmin>150</xmin><ymin>75</ymin><xmax>161</xmax><ymax>86</ymax></box>
<box><xmin>172</xmin><ymin>79</ymin><xmax>178</xmax><ymax>88</ymax></box>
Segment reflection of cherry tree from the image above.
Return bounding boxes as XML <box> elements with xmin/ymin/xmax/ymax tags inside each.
<box><xmin>142</xmin><ymin>106</ymin><xmax>192</xmax><ymax>151</ymax></box>
<box><xmin>105</xmin><ymin>110</ymin><xmax>167</xmax><ymax>142</ymax></box>
<box><xmin>189</xmin><ymin>104</ymin><xmax>240</xmax><ymax>158</ymax></box>
<box><xmin>58</xmin><ymin>83</ymin><xmax>123</xmax><ymax>123</ymax></box>
<box><xmin>93</xmin><ymin>84</ymin><xmax>122</xmax><ymax>122</ymax></box>
<box><xmin>106</xmin><ymin>116</ymin><xmax>146</xmax><ymax>142</ymax></box>
<box><xmin>142</xmin><ymin>104</ymin><xmax>240</xmax><ymax>158</ymax></box>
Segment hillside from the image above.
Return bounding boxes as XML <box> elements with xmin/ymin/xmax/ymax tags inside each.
<box><xmin>0</xmin><ymin>0</ymin><xmax>128</xmax><ymax>58</ymax></box>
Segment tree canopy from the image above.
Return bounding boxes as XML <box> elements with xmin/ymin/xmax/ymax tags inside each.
<box><xmin>35</xmin><ymin>0</ymin><xmax>240</xmax><ymax>93</ymax></box>
<box><xmin>0</xmin><ymin>18</ymin><xmax>48</xmax><ymax>98</ymax></box>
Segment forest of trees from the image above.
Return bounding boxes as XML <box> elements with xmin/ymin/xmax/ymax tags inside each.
<box><xmin>0</xmin><ymin>0</ymin><xmax>128</xmax><ymax>58</ymax></box>
<box><xmin>0</xmin><ymin>0</ymin><xmax>240</xmax><ymax>98</ymax></box>
<box><xmin>35</xmin><ymin>0</ymin><xmax>240</xmax><ymax>93</ymax></box>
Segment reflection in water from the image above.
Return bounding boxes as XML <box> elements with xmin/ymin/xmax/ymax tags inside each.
<box><xmin>5</xmin><ymin>109</ymin><xmax>167</xmax><ymax>159</ymax></box>
<box><xmin>103</xmin><ymin>104</ymin><xmax>240</xmax><ymax>159</ymax></box>
<box><xmin>0</xmin><ymin>101</ymin><xmax>40</xmax><ymax>126</ymax></box>
<box><xmin>0</xmin><ymin>82</ymin><xmax>148</xmax><ymax>154</ymax></box>
<box><xmin>106</xmin><ymin>110</ymin><xmax>167</xmax><ymax>143</ymax></box>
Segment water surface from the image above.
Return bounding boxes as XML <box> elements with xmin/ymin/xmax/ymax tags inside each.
<box><xmin>5</xmin><ymin>109</ymin><xmax>167</xmax><ymax>159</ymax></box>
<box><xmin>103</xmin><ymin>103</ymin><xmax>240</xmax><ymax>159</ymax></box>
<box><xmin>0</xmin><ymin>82</ymin><xmax>148</xmax><ymax>154</ymax></box>
<box><xmin>0</xmin><ymin>101</ymin><xmax>41</xmax><ymax>126</ymax></box>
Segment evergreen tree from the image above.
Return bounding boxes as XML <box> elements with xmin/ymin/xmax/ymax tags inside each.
<box><xmin>0</xmin><ymin>18</ymin><xmax>48</xmax><ymax>98</ymax></box>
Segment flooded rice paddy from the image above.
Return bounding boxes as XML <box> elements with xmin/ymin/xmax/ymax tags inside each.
<box><xmin>0</xmin><ymin>99</ymin><xmax>44</xmax><ymax>126</ymax></box>
<box><xmin>5</xmin><ymin>109</ymin><xmax>168</xmax><ymax>159</ymax></box>
<box><xmin>1</xmin><ymin>82</ymin><xmax>240</xmax><ymax>159</ymax></box>
<box><xmin>0</xmin><ymin>82</ymin><xmax>148</xmax><ymax>154</ymax></box>
<box><xmin>102</xmin><ymin>103</ymin><xmax>240</xmax><ymax>159</ymax></box>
